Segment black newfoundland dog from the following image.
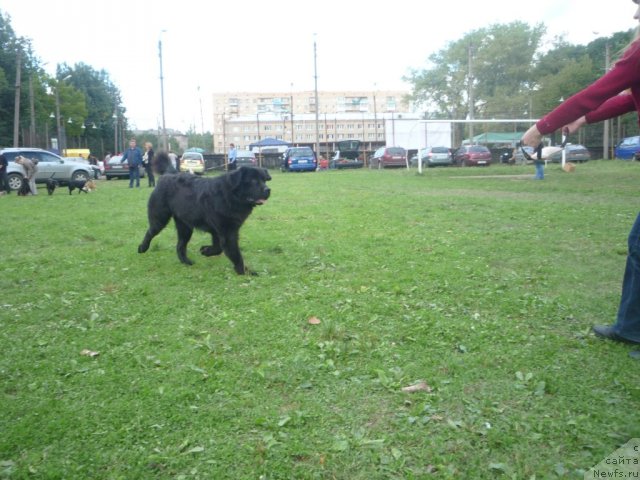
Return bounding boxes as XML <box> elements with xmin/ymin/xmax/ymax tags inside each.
<box><xmin>137</xmin><ymin>167</ymin><xmax>271</xmax><ymax>275</ymax></box>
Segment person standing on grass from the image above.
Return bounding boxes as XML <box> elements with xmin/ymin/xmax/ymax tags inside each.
<box><xmin>120</xmin><ymin>138</ymin><xmax>143</xmax><ymax>188</ymax></box>
<box><xmin>143</xmin><ymin>142</ymin><xmax>155</xmax><ymax>187</ymax></box>
<box><xmin>0</xmin><ymin>152</ymin><xmax>9</xmax><ymax>195</ymax></box>
<box><xmin>228</xmin><ymin>143</ymin><xmax>237</xmax><ymax>171</ymax></box>
<box><xmin>522</xmin><ymin>0</ymin><xmax>640</xmax><ymax>358</ymax></box>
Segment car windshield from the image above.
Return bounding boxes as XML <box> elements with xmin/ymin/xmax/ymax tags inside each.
<box><xmin>469</xmin><ymin>146</ymin><xmax>488</xmax><ymax>153</ymax></box>
<box><xmin>620</xmin><ymin>136</ymin><xmax>640</xmax><ymax>146</ymax></box>
<box><xmin>431</xmin><ymin>147</ymin><xmax>449</xmax><ymax>154</ymax></box>
<box><xmin>387</xmin><ymin>147</ymin><xmax>405</xmax><ymax>155</ymax></box>
<box><xmin>289</xmin><ymin>148</ymin><xmax>313</xmax><ymax>156</ymax></box>
<box><xmin>183</xmin><ymin>153</ymin><xmax>202</xmax><ymax>160</ymax></box>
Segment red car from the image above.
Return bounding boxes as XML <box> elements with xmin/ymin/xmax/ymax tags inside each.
<box><xmin>370</xmin><ymin>146</ymin><xmax>407</xmax><ymax>168</ymax></box>
<box><xmin>453</xmin><ymin>145</ymin><xmax>492</xmax><ymax>166</ymax></box>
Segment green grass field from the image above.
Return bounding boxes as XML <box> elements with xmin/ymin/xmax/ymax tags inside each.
<box><xmin>1</xmin><ymin>161</ymin><xmax>639</xmax><ymax>479</ymax></box>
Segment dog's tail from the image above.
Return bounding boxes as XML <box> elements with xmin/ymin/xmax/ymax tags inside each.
<box><xmin>154</xmin><ymin>151</ymin><xmax>177</xmax><ymax>175</ymax></box>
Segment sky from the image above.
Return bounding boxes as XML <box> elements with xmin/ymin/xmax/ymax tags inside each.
<box><xmin>2</xmin><ymin>0</ymin><xmax>636</xmax><ymax>132</ymax></box>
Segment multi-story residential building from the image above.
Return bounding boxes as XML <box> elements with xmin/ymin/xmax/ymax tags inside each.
<box><xmin>212</xmin><ymin>90</ymin><xmax>412</xmax><ymax>154</ymax></box>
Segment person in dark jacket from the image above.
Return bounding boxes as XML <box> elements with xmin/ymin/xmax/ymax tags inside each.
<box><xmin>121</xmin><ymin>138</ymin><xmax>143</xmax><ymax>188</ymax></box>
<box><xmin>143</xmin><ymin>142</ymin><xmax>155</xmax><ymax>187</ymax></box>
<box><xmin>0</xmin><ymin>152</ymin><xmax>9</xmax><ymax>195</ymax></box>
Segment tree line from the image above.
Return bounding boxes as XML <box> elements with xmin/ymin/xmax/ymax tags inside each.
<box><xmin>0</xmin><ymin>10</ymin><xmax>211</xmax><ymax>158</ymax></box>
<box><xmin>405</xmin><ymin>21</ymin><xmax>638</xmax><ymax>150</ymax></box>
<box><xmin>1</xmin><ymin>13</ymin><xmax>637</xmax><ymax>157</ymax></box>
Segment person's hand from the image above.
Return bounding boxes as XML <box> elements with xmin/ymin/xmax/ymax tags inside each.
<box><xmin>521</xmin><ymin>125</ymin><xmax>543</xmax><ymax>148</ymax></box>
<box><xmin>563</xmin><ymin>116</ymin><xmax>587</xmax><ymax>135</ymax></box>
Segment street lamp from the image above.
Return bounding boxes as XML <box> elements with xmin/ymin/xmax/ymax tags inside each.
<box><xmin>313</xmin><ymin>34</ymin><xmax>320</xmax><ymax>158</ymax></box>
<box><xmin>53</xmin><ymin>74</ymin><xmax>72</xmax><ymax>154</ymax></box>
<box><xmin>159</xmin><ymin>29</ymin><xmax>168</xmax><ymax>152</ymax></box>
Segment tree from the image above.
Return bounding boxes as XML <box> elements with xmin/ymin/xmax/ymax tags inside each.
<box><xmin>405</xmin><ymin>22</ymin><xmax>546</xmax><ymax>143</ymax></box>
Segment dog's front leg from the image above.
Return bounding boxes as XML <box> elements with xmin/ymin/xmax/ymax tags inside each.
<box><xmin>221</xmin><ymin>230</ymin><xmax>255</xmax><ymax>275</ymax></box>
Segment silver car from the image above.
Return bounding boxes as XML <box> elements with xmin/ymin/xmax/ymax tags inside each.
<box><xmin>411</xmin><ymin>146</ymin><xmax>453</xmax><ymax>167</ymax></box>
<box><xmin>3</xmin><ymin>148</ymin><xmax>94</xmax><ymax>191</ymax></box>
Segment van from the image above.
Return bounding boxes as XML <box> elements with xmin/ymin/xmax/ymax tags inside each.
<box><xmin>63</xmin><ymin>148</ymin><xmax>91</xmax><ymax>158</ymax></box>
<box><xmin>281</xmin><ymin>147</ymin><xmax>317</xmax><ymax>172</ymax></box>
<box><xmin>614</xmin><ymin>136</ymin><xmax>640</xmax><ymax>160</ymax></box>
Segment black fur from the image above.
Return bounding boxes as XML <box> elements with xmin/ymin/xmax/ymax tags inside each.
<box><xmin>17</xmin><ymin>178</ymin><xmax>31</xmax><ymax>196</ymax></box>
<box><xmin>68</xmin><ymin>179</ymin><xmax>94</xmax><ymax>195</ymax></box>
<box><xmin>137</xmin><ymin>167</ymin><xmax>271</xmax><ymax>275</ymax></box>
<box><xmin>46</xmin><ymin>179</ymin><xmax>58</xmax><ymax>195</ymax></box>
<box><xmin>153</xmin><ymin>151</ymin><xmax>177</xmax><ymax>175</ymax></box>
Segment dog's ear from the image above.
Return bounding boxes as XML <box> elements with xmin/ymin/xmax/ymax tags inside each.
<box><xmin>226</xmin><ymin>168</ymin><xmax>244</xmax><ymax>189</ymax></box>
<box><xmin>260</xmin><ymin>168</ymin><xmax>272</xmax><ymax>181</ymax></box>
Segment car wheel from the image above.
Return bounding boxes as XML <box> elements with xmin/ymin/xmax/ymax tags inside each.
<box><xmin>7</xmin><ymin>173</ymin><xmax>23</xmax><ymax>191</ymax></box>
<box><xmin>72</xmin><ymin>170</ymin><xmax>90</xmax><ymax>182</ymax></box>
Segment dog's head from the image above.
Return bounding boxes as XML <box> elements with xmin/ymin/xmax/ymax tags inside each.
<box><xmin>226</xmin><ymin>167</ymin><xmax>271</xmax><ymax>206</ymax></box>
<box><xmin>84</xmin><ymin>180</ymin><xmax>97</xmax><ymax>192</ymax></box>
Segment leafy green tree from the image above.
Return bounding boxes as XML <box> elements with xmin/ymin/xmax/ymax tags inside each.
<box><xmin>405</xmin><ymin>22</ymin><xmax>545</xmax><ymax>143</ymax></box>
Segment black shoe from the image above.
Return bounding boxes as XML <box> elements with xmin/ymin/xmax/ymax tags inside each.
<box><xmin>592</xmin><ymin>325</ymin><xmax>640</xmax><ymax>345</ymax></box>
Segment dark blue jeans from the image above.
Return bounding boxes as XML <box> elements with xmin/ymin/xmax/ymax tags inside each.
<box><xmin>128</xmin><ymin>166</ymin><xmax>140</xmax><ymax>187</ymax></box>
<box><xmin>614</xmin><ymin>212</ymin><xmax>640</xmax><ymax>342</ymax></box>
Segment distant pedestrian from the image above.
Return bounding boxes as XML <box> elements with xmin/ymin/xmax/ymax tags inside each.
<box><xmin>120</xmin><ymin>138</ymin><xmax>143</xmax><ymax>188</ymax></box>
<box><xmin>0</xmin><ymin>151</ymin><xmax>9</xmax><ymax>195</ymax></box>
<box><xmin>14</xmin><ymin>155</ymin><xmax>38</xmax><ymax>195</ymax></box>
<box><xmin>228</xmin><ymin>143</ymin><xmax>237</xmax><ymax>171</ymax></box>
<box><xmin>143</xmin><ymin>142</ymin><xmax>155</xmax><ymax>187</ymax></box>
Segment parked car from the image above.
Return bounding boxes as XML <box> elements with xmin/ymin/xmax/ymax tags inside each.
<box><xmin>410</xmin><ymin>146</ymin><xmax>453</xmax><ymax>168</ymax></box>
<box><xmin>507</xmin><ymin>146</ymin><xmax>536</xmax><ymax>164</ymax></box>
<box><xmin>548</xmin><ymin>144</ymin><xmax>591</xmax><ymax>163</ymax></box>
<box><xmin>64</xmin><ymin>156</ymin><xmax>101</xmax><ymax>178</ymax></box>
<box><xmin>104</xmin><ymin>155</ymin><xmax>146</xmax><ymax>180</ymax></box>
<box><xmin>615</xmin><ymin>136</ymin><xmax>640</xmax><ymax>159</ymax></box>
<box><xmin>330</xmin><ymin>140</ymin><xmax>364</xmax><ymax>169</ymax></box>
<box><xmin>180</xmin><ymin>151</ymin><xmax>205</xmax><ymax>174</ymax></box>
<box><xmin>2</xmin><ymin>147</ymin><xmax>94</xmax><ymax>191</ymax></box>
<box><xmin>370</xmin><ymin>146</ymin><xmax>407</xmax><ymax>168</ymax></box>
<box><xmin>453</xmin><ymin>145</ymin><xmax>492</xmax><ymax>166</ymax></box>
<box><xmin>236</xmin><ymin>150</ymin><xmax>257</xmax><ymax>167</ymax></box>
<box><xmin>281</xmin><ymin>146</ymin><xmax>317</xmax><ymax>172</ymax></box>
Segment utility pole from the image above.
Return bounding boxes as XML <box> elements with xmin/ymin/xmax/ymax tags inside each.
<box><xmin>313</xmin><ymin>35</ymin><xmax>320</xmax><ymax>158</ymax></box>
<box><xmin>159</xmin><ymin>30</ymin><xmax>168</xmax><ymax>152</ymax></box>
<box><xmin>603</xmin><ymin>41</ymin><xmax>611</xmax><ymax>159</ymax></box>
<box><xmin>29</xmin><ymin>75</ymin><xmax>36</xmax><ymax>146</ymax></box>
<box><xmin>13</xmin><ymin>50</ymin><xmax>22</xmax><ymax>147</ymax></box>
<box><xmin>468</xmin><ymin>43</ymin><xmax>474</xmax><ymax>145</ymax></box>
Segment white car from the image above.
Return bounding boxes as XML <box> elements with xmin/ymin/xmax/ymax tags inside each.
<box><xmin>3</xmin><ymin>148</ymin><xmax>94</xmax><ymax>191</ymax></box>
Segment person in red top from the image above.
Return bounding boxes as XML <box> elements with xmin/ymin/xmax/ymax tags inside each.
<box><xmin>522</xmin><ymin>0</ymin><xmax>640</xmax><ymax>357</ymax></box>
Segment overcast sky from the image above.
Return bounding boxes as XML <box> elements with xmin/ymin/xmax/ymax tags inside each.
<box><xmin>2</xmin><ymin>0</ymin><xmax>636</xmax><ymax>132</ymax></box>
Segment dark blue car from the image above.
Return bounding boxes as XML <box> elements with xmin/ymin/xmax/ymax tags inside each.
<box><xmin>281</xmin><ymin>147</ymin><xmax>317</xmax><ymax>172</ymax></box>
<box><xmin>615</xmin><ymin>136</ymin><xmax>640</xmax><ymax>159</ymax></box>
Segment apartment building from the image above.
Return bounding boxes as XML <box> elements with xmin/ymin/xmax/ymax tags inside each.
<box><xmin>212</xmin><ymin>90</ymin><xmax>412</xmax><ymax>154</ymax></box>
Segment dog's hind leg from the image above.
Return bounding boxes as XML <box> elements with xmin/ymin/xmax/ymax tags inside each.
<box><xmin>200</xmin><ymin>232</ymin><xmax>223</xmax><ymax>257</ymax></box>
<box><xmin>174</xmin><ymin>218</ymin><xmax>195</xmax><ymax>265</ymax></box>
<box><xmin>137</xmin><ymin>208</ymin><xmax>172</xmax><ymax>254</ymax></box>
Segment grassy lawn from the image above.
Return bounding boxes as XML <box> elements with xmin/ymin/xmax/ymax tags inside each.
<box><xmin>1</xmin><ymin>161</ymin><xmax>639</xmax><ymax>479</ymax></box>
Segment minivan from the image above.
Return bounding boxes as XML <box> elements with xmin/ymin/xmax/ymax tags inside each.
<box><xmin>281</xmin><ymin>147</ymin><xmax>317</xmax><ymax>172</ymax></box>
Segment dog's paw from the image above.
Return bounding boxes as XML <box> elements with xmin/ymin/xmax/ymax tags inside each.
<box><xmin>138</xmin><ymin>244</ymin><xmax>148</xmax><ymax>254</ymax></box>
<box><xmin>200</xmin><ymin>245</ymin><xmax>222</xmax><ymax>257</ymax></box>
